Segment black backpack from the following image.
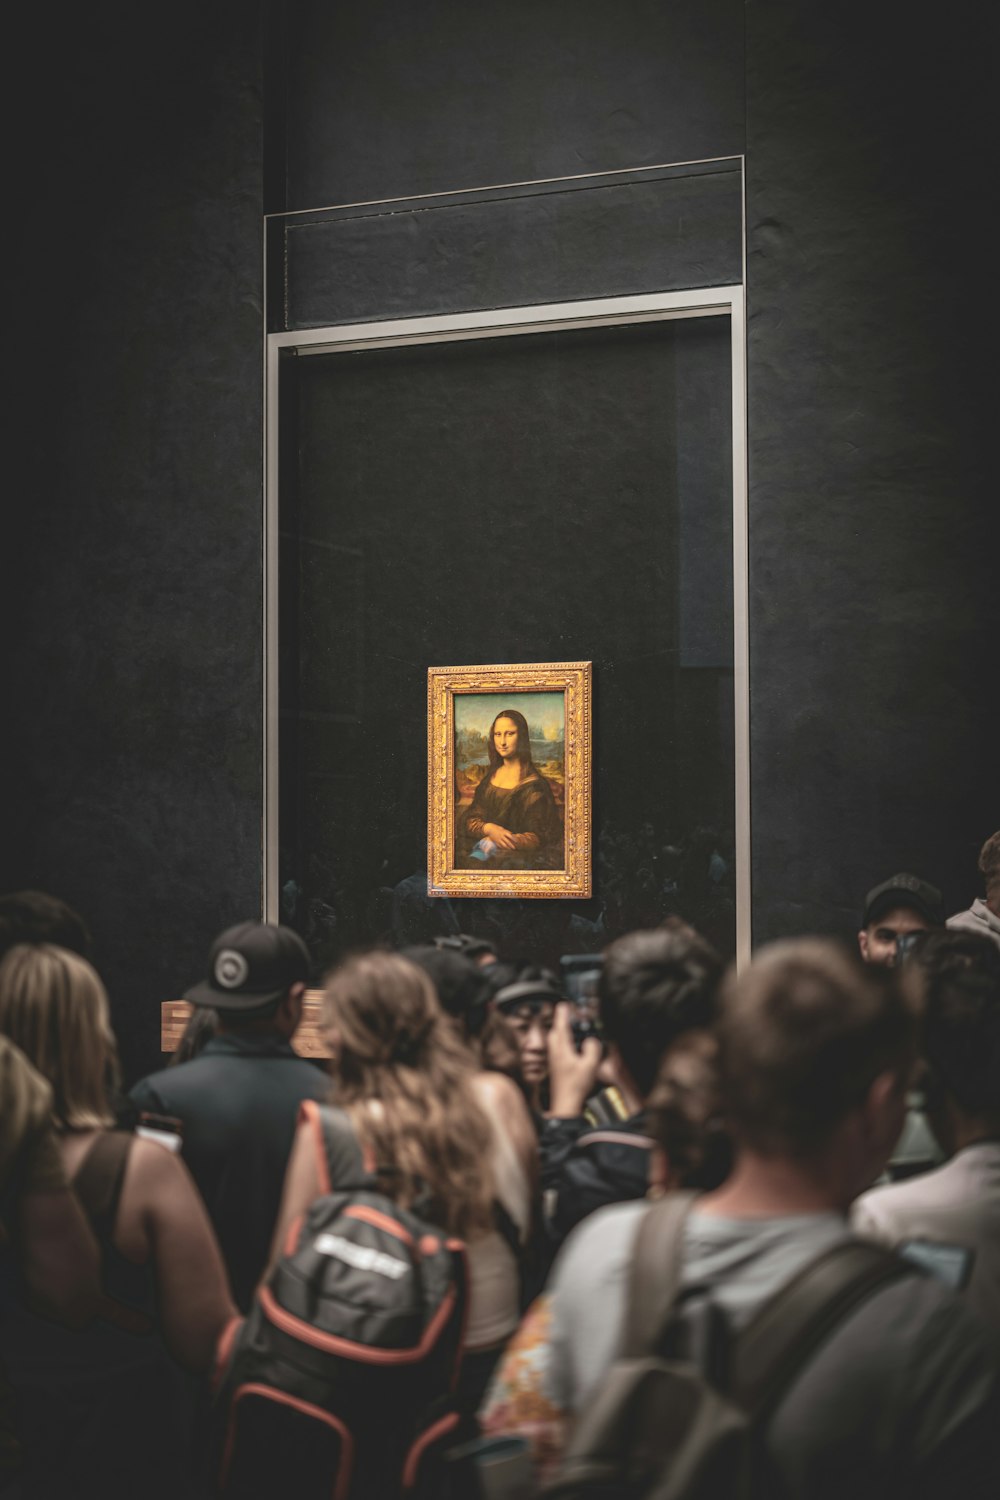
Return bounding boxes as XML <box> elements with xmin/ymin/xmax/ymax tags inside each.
<box><xmin>212</xmin><ymin>1101</ymin><xmax>469</xmax><ymax>1500</ymax></box>
<box><xmin>544</xmin><ymin>1192</ymin><xmax>912</xmax><ymax>1500</ymax></box>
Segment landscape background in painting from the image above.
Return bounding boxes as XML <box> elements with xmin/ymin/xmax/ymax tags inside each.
<box><xmin>454</xmin><ymin>690</ymin><xmax>566</xmax><ymax>815</ymax></box>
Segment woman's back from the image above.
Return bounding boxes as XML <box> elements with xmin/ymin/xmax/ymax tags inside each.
<box><xmin>268</xmin><ymin>950</ymin><xmax>536</xmax><ymax>1415</ymax></box>
<box><xmin>2</xmin><ymin>1127</ymin><xmax>235</xmax><ymax>1498</ymax></box>
<box><xmin>4</xmin><ymin>1132</ymin><xmax>157</xmax><ymax>1383</ymax></box>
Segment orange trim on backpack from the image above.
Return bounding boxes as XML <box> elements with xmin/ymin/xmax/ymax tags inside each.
<box><xmin>258</xmin><ymin>1283</ymin><xmax>459</xmax><ymax>1364</ymax></box>
<box><xmin>300</xmin><ymin>1099</ymin><xmax>333</xmax><ymax>1196</ymax></box>
<box><xmin>220</xmin><ymin>1382</ymin><xmax>354</xmax><ymax>1500</ymax></box>
<box><xmin>300</xmin><ymin>1098</ymin><xmax>377</xmax><ymax>1182</ymax></box>
<box><xmin>402</xmin><ymin>1410</ymin><xmax>460</xmax><ymax>1490</ymax></box>
<box><xmin>284</xmin><ymin>1213</ymin><xmax>305</xmax><ymax>1257</ymax></box>
<box><xmin>343</xmin><ymin>1204</ymin><xmax>415</xmax><ymax>1246</ymax></box>
<box><xmin>211</xmin><ymin>1315</ymin><xmax>244</xmax><ymax>1392</ymax></box>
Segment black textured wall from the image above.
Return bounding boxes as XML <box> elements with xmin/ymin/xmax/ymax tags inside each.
<box><xmin>745</xmin><ymin>5</ymin><xmax>997</xmax><ymax>938</ymax></box>
<box><xmin>4</xmin><ymin>2</ymin><xmax>265</xmax><ymax>1082</ymax></box>
<box><xmin>4</xmin><ymin>1</ymin><xmax>995</xmax><ymax>1080</ymax></box>
<box><xmin>276</xmin><ymin>0</ymin><xmax>746</xmax><ymax>210</ymax></box>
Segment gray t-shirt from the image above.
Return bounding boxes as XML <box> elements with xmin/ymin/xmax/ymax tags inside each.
<box><xmin>547</xmin><ymin>1201</ymin><xmax>1000</xmax><ymax>1500</ymax></box>
<box><xmin>853</xmin><ymin>1141</ymin><xmax>1000</xmax><ymax>1340</ymax></box>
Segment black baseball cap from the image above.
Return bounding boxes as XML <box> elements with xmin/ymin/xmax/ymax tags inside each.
<box><xmin>862</xmin><ymin>873</ymin><xmax>944</xmax><ymax>929</ymax></box>
<box><xmin>185</xmin><ymin>921</ymin><xmax>311</xmax><ymax>1012</ymax></box>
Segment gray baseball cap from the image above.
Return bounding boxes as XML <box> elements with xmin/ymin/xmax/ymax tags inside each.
<box><xmin>862</xmin><ymin>873</ymin><xmax>944</xmax><ymax>929</ymax></box>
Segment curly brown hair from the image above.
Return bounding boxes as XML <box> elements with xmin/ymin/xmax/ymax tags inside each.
<box><xmin>646</xmin><ymin>1031</ymin><xmax>732</xmax><ymax>1190</ymax></box>
<box><xmin>324</xmin><ymin>950</ymin><xmax>496</xmax><ymax>1239</ymax></box>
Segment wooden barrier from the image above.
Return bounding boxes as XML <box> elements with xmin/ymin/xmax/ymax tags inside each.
<box><xmin>160</xmin><ymin>989</ymin><xmax>331</xmax><ymax>1059</ymax></box>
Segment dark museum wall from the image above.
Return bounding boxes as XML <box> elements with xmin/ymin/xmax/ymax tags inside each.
<box><xmin>744</xmin><ymin>7</ymin><xmax>996</xmax><ymax>941</ymax></box>
<box><xmin>4</xmin><ymin>2</ymin><xmax>265</xmax><ymax>1081</ymax></box>
<box><xmin>3</xmin><ymin>1</ymin><xmax>995</xmax><ymax>1080</ymax></box>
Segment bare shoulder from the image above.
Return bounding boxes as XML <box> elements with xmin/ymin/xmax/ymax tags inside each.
<box><xmin>124</xmin><ymin>1135</ymin><xmax>196</xmax><ymax>1207</ymax></box>
<box><xmin>284</xmin><ymin>1113</ymin><xmax>323</xmax><ymax>1200</ymax></box>
<box><xmin>474</xmin><ymin>1070</ymin><xmax>534</xmax><ymax>1140</ymax></box>
<box><xmin>128</xmin><ymin>1133</ymin><xmax>182</xmax><ymax>1174</ymax></box>
<box><xmin>474</xmin><ymin>1068</ymin><xmax>526</xmax><ymax>1114</ymax></box>
<box><xmin>117</xmin><ymin>1135</ymin><xmax>194</xmax><ymax>1249</ymax></box>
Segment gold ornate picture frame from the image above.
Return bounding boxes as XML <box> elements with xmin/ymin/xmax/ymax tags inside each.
<box><xmin>428</xmin><ymin>661</ymin><xmax>592</xmax><ymax>899</ymax></box>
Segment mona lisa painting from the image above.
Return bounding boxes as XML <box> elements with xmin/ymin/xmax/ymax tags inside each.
<box><xmin>427</xmin><ymin>662</ymin><xmax>592</xmax><ymax>898</ymax></box>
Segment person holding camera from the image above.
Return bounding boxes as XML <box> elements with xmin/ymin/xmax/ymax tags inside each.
<box><xmin>539</xmin><ymin>918</ymin><xmax>723</xmax><ymax>1253</ymax></box>
<box><xmin>490</xmin><ymin>967</ymin><xmax>564</xmax><ymax>1118</ymax></box>
<box><xmin>857</xmin><ymin>872</ymin><xmax>944</xmax><ymax>966</ymax></box>
<box><xmin>857</xmin><ymin>874</ymin><xmax>947</xmax><ymax>1180</ymax></box>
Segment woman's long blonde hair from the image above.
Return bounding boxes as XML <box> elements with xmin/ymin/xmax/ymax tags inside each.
<box><xmin>0</xmin><ymin>943</ymin><xmax>118</xmax><ymax>1128</ymax></box>
<box><xmin>325</xmin><ymin>950</ymin><xmax>495</xmax><ymax>1239</ymax></box>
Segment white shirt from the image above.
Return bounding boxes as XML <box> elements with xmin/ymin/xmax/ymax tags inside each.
<box><xmin>853</xmin><ymin>1141</ymin><xmax>1000</xmax><ymax>1339</ymax></box>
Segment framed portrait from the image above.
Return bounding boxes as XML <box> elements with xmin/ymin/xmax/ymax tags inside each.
<box><xmin>427</xmin><ymin>661</ymin><xmax>592</xmax><ymax>898</ymax></box>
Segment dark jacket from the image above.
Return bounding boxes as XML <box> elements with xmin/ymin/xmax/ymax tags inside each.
<box><xmin>129</xmin><ymin>1032</ymin><xmax>328</xmax><ymax>1310</ymax></box>
<box><xmin>540</xmin><ymin>1109</ymin><xmax>654</xmax><ymax>1250</ymax></box>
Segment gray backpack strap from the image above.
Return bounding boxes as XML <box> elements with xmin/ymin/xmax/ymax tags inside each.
<box><xmin>301</xmin><ymin>1100</ymin><xmax>373</xmax><ymax>1193</ymax></box>
<box><xmin>731</xmin><ymin>1238</ymin><xmax>912</xmax><ymax>1419</ymax></box>
<box><xmin>621</xmin><ymin>1191</ymin><xmax>699</xmax><ymax>1359</ymax></box>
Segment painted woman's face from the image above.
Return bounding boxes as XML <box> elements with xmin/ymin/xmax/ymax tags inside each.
<box><xmin>493</xmin><ymin>717</ymin><xmax>520</xmax><ymax>760</ymax></box>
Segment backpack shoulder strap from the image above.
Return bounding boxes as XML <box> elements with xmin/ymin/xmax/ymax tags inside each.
<box><xmin>731</xmin><ymin>1237</ymin><xmax>913</xmax><ymax>1419</ymax></box>
<box><xmin>72</xmin><ymin>1131</ymin><xmax>133</xmax><ymax>1244</ymax></box>
<box><xmin>299</xmin><ymin>1099</ymin><xmax>374</xmax><ymax>1195</ymax></box>
<box><xmin>621</xmin><ymin>1191</ymin><xmax>698</xmax><ymax>1358</ymax></box>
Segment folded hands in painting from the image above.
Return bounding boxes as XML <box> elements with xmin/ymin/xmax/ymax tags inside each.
<box><xmin>482</xmin><ymin>823</ymin><xmax>540</xmax><ymax>851</ymax></box>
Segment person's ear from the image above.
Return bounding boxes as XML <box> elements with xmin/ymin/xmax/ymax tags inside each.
<box><xmin>281</xmin><ymin>982</ymin><xmax>306</xmax><ymax>1029</ymax></box>
<box><xmin>858</xmin><ymin>928</ymin><xmax>870</xmax><ymax>961</ymax></box>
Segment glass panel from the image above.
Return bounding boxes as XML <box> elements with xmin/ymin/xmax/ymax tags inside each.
<box><xmin>270</xmin><ymin>165</ymin><xmax>743</xmax><ymax>332</ymax></box>
<box><xmin>278</xmin><ymin>315</ymin><xmax>735</xmax><ymax>973</ymax></box>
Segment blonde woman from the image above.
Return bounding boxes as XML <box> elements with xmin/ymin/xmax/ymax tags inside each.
<box><xmin>0</xmin><ymin>943</ymin><xmax>236</xmax><ymax>1499</ymax></box>
<box><xmin>269</xmin><ymin>949</ymin><xmax>528</xmax><ymax>1411</ymax></box>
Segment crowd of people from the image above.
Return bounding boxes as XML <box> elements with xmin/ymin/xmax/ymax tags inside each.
<box><xmin>0</xmin><ymin>829</ymin><xmax>998</xmax><ymax>1497</ymax></box>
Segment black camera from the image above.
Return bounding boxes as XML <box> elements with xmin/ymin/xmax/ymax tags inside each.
<box><xmin>894</xmin><ymin>930</ymin><xmax>926</xmax><ymax>963</ymax></box>
<box><xmin>559</xmin><ymin>954</ymin><xmax>604</xmax><ymax>1053</ymax></box>
<box><xmin>570</xmin><ymin>1014</ymin><xmax>603</xmax><ymax>1051</ymax></box>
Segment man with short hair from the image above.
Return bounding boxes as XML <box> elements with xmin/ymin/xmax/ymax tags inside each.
<box><xmin>858</xmin><ymin>871</ymin><xmax>944</xmax><ymax>966</ymax></box>
<box><xmin>129</xmin><ymin>921</ymin><xmax>327</xmax><ymax>1309</ymax></box>
<box><xmin>539</xmin><ymin>919</ymin><xmax>722</xmax><ymax>1247</ymax></box>
<box><xmin>858</xmin><ymin>874</ymin><xmax>946</xmax><ymax>1175</ymax></box>
<box><xmin>947</xmin><ymin>830</ymin><xmax>1000</xmax><ymax>951</ymax></box>
<box><xmin>853</xmin><ymin>929</ymin><xmax>1000</xmax><ymax>1337</ymax></box>
<box><xmin>543</xmin><ymin>940</ymin><xmax>999</xmax><ymax>1498</ymax></box>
